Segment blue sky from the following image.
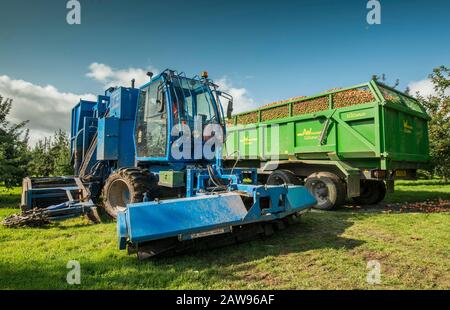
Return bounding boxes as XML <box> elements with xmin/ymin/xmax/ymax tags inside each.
<box><xmin>0</xmin><ymin>0</ymin><xmax>449</xmax><ymax>143</ymax></box>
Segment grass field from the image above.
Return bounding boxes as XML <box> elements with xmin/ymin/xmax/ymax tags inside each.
<box><xmin>0</xmin><ymin>182</ymin><xmax>449</xmax><ymax>290</ymax></box>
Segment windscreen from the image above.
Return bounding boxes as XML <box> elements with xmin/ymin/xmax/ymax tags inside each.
<box><xmin>170</xmin><ymin>77</ymin><xmax>219</xmax><ymax>126</ymax></box>
<box><xmin>134</xmin><ymin>76</ymin><xmax>222</xmax><ymax>160</ymax></box>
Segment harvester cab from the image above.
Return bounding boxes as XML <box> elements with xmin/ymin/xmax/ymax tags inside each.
<box><xmin>20</xmin><ymin>69</ymin><xmax>317</xmax><ymax>258</ymax></box>
<box><xmin>134</xmin><ymin>70</ymin><xmax>226</xmax><ymax>164</ymax></box>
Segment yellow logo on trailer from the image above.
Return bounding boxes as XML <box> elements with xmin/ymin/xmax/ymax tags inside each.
<box><xmin>346</xmin><ymin>112</ymin><xmax>367</xmax><ymax>119</ymax></box>
<box><xmin>403</xmin><ymin>120</ymin><xmax>413</xmax><ymax>134</ymax></box>
<box><xmin>297</xmin><ymin>128</ymin><xmax>321</xmax><ymax>140</ymax></box>
<box><xmin>240</xmin><ymin>137</ymin><xmax>257</xmax><ymax>145</ymax></box>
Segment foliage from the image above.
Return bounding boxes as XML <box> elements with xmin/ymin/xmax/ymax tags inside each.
<box><xmin>1</xmin><ymin>95</ymin><xmax>72</xmax><ymax>180</ymax></box>
<box><xmin>0</xmin><ymin>96</ymin><xmax>30</xmax><ymax>187</ymax></box>
<box><xmin>27</xmin><ymin>130</ymin><xmax>73</xmax><ymax>177</ymax></box>
<box><xmin>415</xmin><ymin>66</ymin><xmax>450</xmax><ymax>181</ymax></box>
<box><xmin>371</xmin><ymin>73</ymin><xmax>400</xmax><ymax>89</ymax></box>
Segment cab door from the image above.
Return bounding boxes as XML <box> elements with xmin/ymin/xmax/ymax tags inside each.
<box><xmin>135</xmin><ymin>79</ymin><xmax>168</xmax><ymax>160</ymax></box>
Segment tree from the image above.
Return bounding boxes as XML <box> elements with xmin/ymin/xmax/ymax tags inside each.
<box><xmin>50</xmin><ymin>130</ymin><xmax>72</xmax><ymax>176</ymax></box>
<box><xmin>372</xmin><ymin>73</ymin><xmax>400</xmax><ymax>89</ymax></box>
<box><xmin>0</xmin><ymin>95</ymin><xmax>30</xmax><ymax>187</ymax></box>
<box><xmin>0</xmin><ymin>95</ymin><xmax>72</xmax><ymax>182</ymax></box>
<box><xmin>27</xmin><ymin>138</ymin><xmax>54</xmax><ymax>177</ymax></box>
<box><xmin>27</xmin><ymin>130</ymin><xmax>73</xmax><ymax>177</ymax></box>
<box><xmin>414</xmin><ymin>66</ymin><xmax>450</xmax><ymax>181</ymax></box>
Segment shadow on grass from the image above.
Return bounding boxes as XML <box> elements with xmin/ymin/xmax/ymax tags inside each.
<box><xmin>0</xmin><ymin>211</ymin><xmax>365</xmax><ymax>289</ymax></box>
<box><xmin>0</xmin><ymin>192</ymin><xmax>20</xmax><ymax>209</ymax></box>
<box><xmin>0</xmin><ymin>263</ymin><xmax>66</xmax><ymax>290</ymax></box>
<box><xmin>104</xmin><ymin>212</ymin><xmax>364</xmax><ymax>288</ymax></box>
<box><xmin>117</xmin><ymin>213</ymin><xmax>364</xmax><ymax>288</ymax></box>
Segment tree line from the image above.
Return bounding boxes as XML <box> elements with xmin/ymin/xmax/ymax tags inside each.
<box><xmin>0</xmin><ymin>96</ymin><xmax>72</xmax><ymax>187</ymax></box>
<box><xmin>0</xmin><ymin>66</ymin><xmax>449</xmax><ymax>187</ymax></box>
<box><xmin>417</xmin><ymin>66</ymin><xmax>450</xmax><ymax>181</ymax></box>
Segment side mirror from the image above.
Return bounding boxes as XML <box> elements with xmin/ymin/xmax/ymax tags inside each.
<box><xmin>226</xmin><ymin>100</ymin><xmax>233</xmax><ymax>119</ymax></box>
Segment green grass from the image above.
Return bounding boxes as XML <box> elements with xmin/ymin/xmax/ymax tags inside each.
<box><xmin>0</xmin><ymin>186</ymin><xmax>21</xmax><ymax>208</ymax></box>
<box><xmin>0</xmin><ymin>182</ymin><xmax>449</xmax><ymax>290</ymax></box>
<box><xmin>384</xmin><ymin>181</ymin><xmax>450</xmax><ymax>203</ymax></box>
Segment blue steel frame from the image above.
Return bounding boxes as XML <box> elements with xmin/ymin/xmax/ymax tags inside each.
<box><xmin>185</xmin><ymin>167</ymin><xmax>258</xmax><ymax>197</ymax></box>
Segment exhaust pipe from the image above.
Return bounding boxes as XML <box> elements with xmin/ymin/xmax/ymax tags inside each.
<box><xmin>131</xmin><ymin>78</ymin><xmax>135</xmax><ymax>88</ymax></box>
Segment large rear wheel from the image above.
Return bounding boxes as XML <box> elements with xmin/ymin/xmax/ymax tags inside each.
<box><xmin>102</xmin><ymin>168</ymin><xmax>158</xmax><ymax>219</ymax></box>
<box><xmin>353</xmin><ymin>180</ymin><xmax>386</xmax><ymax>205</ymax></box>
<box><xmin>266</xmin><ymin>170</ymin><xmax>301</xmax><ymax>185</ymax></box>
<box><xmin>305</xmin><ymin>172</ymin><xmax>346</xmax><ymax>210</ymax></box>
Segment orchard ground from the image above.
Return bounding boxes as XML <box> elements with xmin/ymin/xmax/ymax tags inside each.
<box><xmin>0</xmin><ymin>180</ymin><xmax>449</xmax><ymax>289</ymax></box>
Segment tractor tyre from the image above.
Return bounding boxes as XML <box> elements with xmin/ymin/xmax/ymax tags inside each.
<box><xmin>305</xmin><ymin>172</ymin><xmax>346</xmax><ymax>210</ymax></box>
<box><xmin>266</xmin><ymin>170</ymin><xmax>301</xmax><ymax>186</ymax></box>
<box><xmin>102</xmin><ymin>168</ymin><xmax>158</xmax><ymax>219</ymax></box>
<box><xmin>353</xmin><ymin>180</ymin><xmax>386</xmax><ymax>205</ymax></box>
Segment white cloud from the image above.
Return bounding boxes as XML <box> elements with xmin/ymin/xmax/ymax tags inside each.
<box><xmin>85</xmin><ymin>63</ymin><xmax>113</xmax><ymax>82</ymax></box>
<box><xmin>0</xmin><ymin>64</ymin><xmax>257</xmax><ymax>146</ymax></box>
<box><xmin>408</xmin><ymin>78</ymin><xmax>450</xmax><ymax>97</ymax></box>
<box><xmin>86</xmin><ymin>62</ymin><xmax>158</xmax><ymax>88</ymax></box>
<box><xmin>215</xmin><ymin>77</ymin><xmax>257</xmax><ymax>113</ymax></box>
<box><xmin>87</xmin><ymin>64</ymin><xmax>257</xmax><ymax>113</ymax></box>
<box><xmin>0</xmin><ymin>75</ymin><xmax>95</xmax><ymax>146</ymax></box>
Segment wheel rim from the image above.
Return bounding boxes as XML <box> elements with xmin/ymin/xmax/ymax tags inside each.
<box><xmin>311</xmin><ymin>181</ymin><xmax>329</xmax><ymax>205</ymax></box>
<box><xmin>108</xmin><ymin>179</ymin><xmax>131</xmax><ymax>212</ymax></box>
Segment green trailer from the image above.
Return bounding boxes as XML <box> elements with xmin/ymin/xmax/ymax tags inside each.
<box><xmin>224</xmin><ymin>80</ymin><xmax>430</xmax><ymax>209</ymax></box>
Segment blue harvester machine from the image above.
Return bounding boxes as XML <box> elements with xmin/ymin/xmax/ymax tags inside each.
<box><xmin>21</xmin><ymin>70</ymin><xmax>316</xmax><ymax>258</ymax></box>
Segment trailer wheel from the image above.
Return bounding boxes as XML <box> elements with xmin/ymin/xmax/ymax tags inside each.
<box><xmin>102</xmin><ymin>168</ymin><xmax>158</xmax><ymax>219</ymax></box>
<box><xmin>353</xmin><ymin>180</ymin><xmax>386</xmax><ymax>205</ymax></box>
<box><xmin>267</xmin><ymin>170</ymin><xmax>301</xmax><ymax>185</ymax></box>
<box><xmin>305</xmin><ymin>172</ymin><xmax>345</xmax><ymax>210</ymax></box>
<box><xmin>374</xmin><ymin>181</ymin><xmax>387</xmax><ymax>204</ymax></box>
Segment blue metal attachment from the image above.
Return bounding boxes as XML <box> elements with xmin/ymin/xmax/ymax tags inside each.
<box><xmin>21</xmin><ymin>176</ymin><xmax>85</xmax><ymax>210</ymax></box>
<box><xmin>117</xmin><ymin>184</ymin><xmax>316</xmax><ymax>250</ymax></box>
<box><xmin>18</xmin><ymin>176</ymin><xmax>99</xmax><ymax>224</ymax></box>
<box><xmin>69</xmin><ymin>86</ymin><xmax>139</xmax><ymax>177</ymax></box>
